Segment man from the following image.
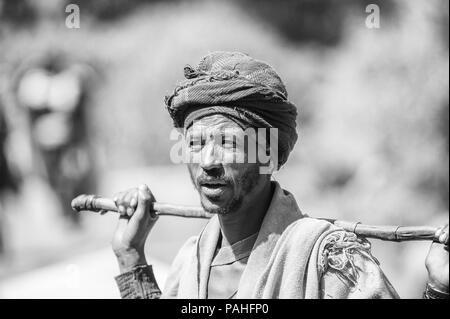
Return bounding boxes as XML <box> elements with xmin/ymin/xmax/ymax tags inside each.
<box><xmin>111</xmin><ymin>52</ymin><xmax>449</xmax><ymax>299</ymax></box>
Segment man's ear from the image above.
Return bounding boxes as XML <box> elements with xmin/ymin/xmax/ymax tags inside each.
<box><xmin>267</xmin><ymin>158</ymin><xmax>276</xmax><ymax>174</ymax></box>
<box><xmin>259</xmin><ymin>158</ymin><xmax>275</xmax><ymax>175</ymax></box>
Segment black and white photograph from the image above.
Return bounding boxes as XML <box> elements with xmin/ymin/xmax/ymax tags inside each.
<box><xmin>0</xmin><ymin>0</ymin><xmax>448</xmax><ymax>306</ymax></box>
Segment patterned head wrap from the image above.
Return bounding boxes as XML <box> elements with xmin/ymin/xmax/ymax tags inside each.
<box><xmin>165</xmin><ymin>51</ymin><xmax>298</xmax><ymax>168</ymax></box>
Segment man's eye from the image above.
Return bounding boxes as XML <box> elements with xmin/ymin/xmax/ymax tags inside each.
<box><xmin>222</xmin><ymin>137</ymin><xmax>237</xmax><ymax>149</ymax></box>
<box><xmin>189</xmin><ymin>139</ymin><xmax>204</xmax><ymax>150</ymax></box>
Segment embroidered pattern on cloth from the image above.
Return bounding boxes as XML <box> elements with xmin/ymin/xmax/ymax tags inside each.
<box><xmin>319</xmin><ymin>231</ymin><xmax>380</xmax><ymax>288</ymax></box>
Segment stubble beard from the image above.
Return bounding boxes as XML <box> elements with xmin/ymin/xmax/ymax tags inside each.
<box><xmin>188</xmin><ymin>165</ymin><xmax>261</xmax><ymax>215</ymax></box>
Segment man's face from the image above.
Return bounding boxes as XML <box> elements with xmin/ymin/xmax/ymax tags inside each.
<box><xmin>185</xmin><ymin>115</ymin><xmax>268</xmax><ymax>215</ymax></box>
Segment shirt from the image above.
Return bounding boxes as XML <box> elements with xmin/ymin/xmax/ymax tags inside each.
<box><xmin>207</xmin><ymin>232</ymin><xmax>258</xmax><ymax>299</ymax></box>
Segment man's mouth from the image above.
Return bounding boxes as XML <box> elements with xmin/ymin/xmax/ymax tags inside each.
<box><xmin>199</xmin><ymin>180</ymin><xmax>229</xmax><ymax>197</ymax></box>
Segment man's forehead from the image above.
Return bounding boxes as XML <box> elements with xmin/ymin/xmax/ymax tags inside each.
<box><xmin>186</xmin><ymin>115</ymin><xmax>243</xmax><ymax>136</ymax></box>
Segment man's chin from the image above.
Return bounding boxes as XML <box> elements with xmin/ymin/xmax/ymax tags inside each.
<box><xmin>198</xmin><ymin>190</ymin><xmax>227</xmax><ymax>211</ymax></box>
<box><xmin>200</xmin><ymin>200</ymin><xmax>230</xmax><ymax>215</ymax></box>
<box><xmin>200</xmin><ymin>193</ymin><xmax>243</xmax><ymax>215</ymax></box>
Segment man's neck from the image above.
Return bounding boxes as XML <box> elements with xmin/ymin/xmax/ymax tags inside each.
<box><xmin>218</xmin><ymin>181</ymin><xmax>274</xmax><ymax>247</ymax></box>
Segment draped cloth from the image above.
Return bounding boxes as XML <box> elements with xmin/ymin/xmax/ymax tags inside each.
<box><xmin>162</xmin><ymin>182</ymin><xmax>341</xmax><ymax>299</ymax></box>
<box><xmin>164</xmin><ymin>51</ymin><xmax>299</xmax><ymax>168</ymax></box>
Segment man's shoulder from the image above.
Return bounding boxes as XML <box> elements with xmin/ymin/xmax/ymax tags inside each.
<box><xmin>283</xmin><ymin>216</ymin><xmax>338</xmax><ymax>236</ymax></box>
<box><xmin>275</xmin><ymin>216</ymin><xmax>342</xmax><ymax>255</ymax></box>
<box><xmin>287</xmin><ymin>217</ymin><xmax>375</xmax><ymax>257</ymax></box>
<box><xmin>285</xmin><ymin>216</ymin><xmax>371</xmax><ymax>245</ymax></box>
<box><xmin>281</xmin><ymin>216</ymin><xmax>379</xmax><ymax>267</ymax></box>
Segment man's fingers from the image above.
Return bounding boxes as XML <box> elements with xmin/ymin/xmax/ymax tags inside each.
<box><xmin>437</xmin><ymin>224</ymin><xmax>449</xmax><ymax>245</ymax></box>
<box><xmin>134</xmin><ymin>184</ymin><xmax>157</xmax><ymax>221</ymax></box>
<box><xmin>113</xmin><ymin>192</ymin><xmax>127</xmax><ymax>216</ymax></box>
<box><xmin>130</xmin><ymin>195</ymin><xmax>137</xmax><ymax>209</ymax></box>
<box><xmin>440</xmin><ymin>231</ymin><xmax>448</xmax><ymax>246</ymax></box>
<box><xmin>112</xmin><ymin>185</ymin><xmax>157</xmax><ymax>222</ymax></box>
<box><xmin>435</xmin><ymin>228</ymin><xmax>443</xmax><ymax>239</ymax></box>
<box><xmin>114</xmin><ymin>188</ymin><xmax>141</xmax><ymax>217</ymax></box>
<box><xmin>124</xmin><ymin>189</ymin><xmax>137</xmax><ymax>217</ymax></box>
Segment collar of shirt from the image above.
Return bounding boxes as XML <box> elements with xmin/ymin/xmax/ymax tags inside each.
<box><xmin>211</xmin><ymin>232</ymin><xmax>259</xmax><ymax>267</ymax></box>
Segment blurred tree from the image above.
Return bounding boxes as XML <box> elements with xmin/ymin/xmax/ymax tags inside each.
<box><xmin>235</xmin><ymin>0</ymin><xmax>397</xmax><ymax>46</ymax></box>
<box><xmin>435</xmin><ymin>99</ymin><xmax>449</xmax><ymax>208</ymax></box>
<box><xmin>72</xmin><ymin>0</ymin><xmax>176</xmax><ymax>21</ymax></box>
<box><xmin>0</xmin><ymin>0</ymin><xmax>37</xmax><ymax>28</ymax></box>
<box><xmin>438</xmin><ymin>0</ymin><xmax>449</xmax><ymax>49</ymax></box>
<box><xmin>0</xmin><ymin>0</ymin><xmax>180</xmax><ymax>27</ymax></box>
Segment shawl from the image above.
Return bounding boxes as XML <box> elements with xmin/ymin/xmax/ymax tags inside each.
<box><xmin>162</xmin><ymin>182</ymin><xmax>340</xmax><ymax>298</ymax></box>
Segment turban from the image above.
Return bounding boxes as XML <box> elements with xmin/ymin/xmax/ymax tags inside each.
<box><xmin>165</xmin><ymin>51</ymin><xmax>298</xmax><ymax>168</ymax></box>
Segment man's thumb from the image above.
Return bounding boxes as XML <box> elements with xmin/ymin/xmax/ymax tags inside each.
<box><xmin>136</xmin><ymin>184</ymin><xmax>157</xmax><ymax>219</ymax></box>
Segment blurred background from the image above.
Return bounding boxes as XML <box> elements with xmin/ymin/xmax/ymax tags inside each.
<box><xmin>0</xmin><ymin>0</ymin><xmax>448</xmax><ymax>298</ymax></box>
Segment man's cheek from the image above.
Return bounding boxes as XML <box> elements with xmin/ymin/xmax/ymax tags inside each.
<box><xmin>223</xmin><ymin>165</ymin><xmax>242</xmax><ymax>192</ymax></box>
<box><xmin>228</xmin><ymin>163</ymin><xmax>254</xmax><ymax>176</ymax></box>
<box><xmin>187</xmin><ymin>164</ymin><xmax>200</xmax><ymax>187</ymax></box>
<box><xmin>223</xmin><ymin>150</ymin><xmax>245</xmax><ymax>165</ymax></box>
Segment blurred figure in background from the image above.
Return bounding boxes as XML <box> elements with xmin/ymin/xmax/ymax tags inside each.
<box><xmin>9</xmin><ymin>51</ymin><xmax>97</xmax><ymax>226</ymax></box>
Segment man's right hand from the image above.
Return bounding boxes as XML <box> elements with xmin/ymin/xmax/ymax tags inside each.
<box><xmin>111</xmin><ymin>184</ymin><xmax>159</xmax><ymax>273</ymax></box>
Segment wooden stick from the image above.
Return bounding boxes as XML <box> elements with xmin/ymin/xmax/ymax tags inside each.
<box><xmin>319</xmin><ymin>218</ymin><xmax>438</xmax><ymax>242</ymax></box>
<box><xmin>71</xmin><ymin>194</ymin><xmax>439</xmax><ymax>242</ymax></box>
<box><xmin>71</xmin><ymin>194</ymin><xmax>213</xmax><ymax>219</ymax></box>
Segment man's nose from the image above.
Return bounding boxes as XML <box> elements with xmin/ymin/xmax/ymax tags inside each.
<box><xmin>200</xmin><ymin>143</ymin><xmax>223</xmax><ymax>174</ymax></box>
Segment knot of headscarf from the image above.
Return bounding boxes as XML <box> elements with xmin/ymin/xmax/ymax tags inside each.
<box><xmin>165</xmin><ymin>51</ymin><xmax>298</xmax><ymax>168</ymax></box>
